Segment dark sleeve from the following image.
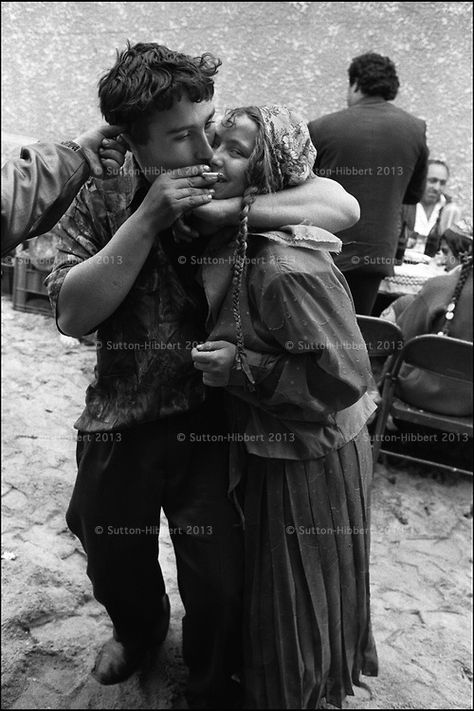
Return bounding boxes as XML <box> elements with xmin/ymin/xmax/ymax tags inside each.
<box><xmin>403</xmin><ymin>124</ymin><xmax>429</xmax><ymax>204</ymax></box>
<box><xmin>227</xmin><ymin>267</ymin><xmax>372</xmax><ymax>422</ymax></box>
<box><xmin>307</xmin><ymin>118</ymin><xmax>324</xmax><ymax>170</ymax></box>
<box><xmin>1</xmin><ymin>143</ymin><xmax>90</xmax><ymax>257</ymax></box>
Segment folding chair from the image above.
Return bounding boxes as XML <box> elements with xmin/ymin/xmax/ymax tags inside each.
<box><xmin>372</xmin><ymin>334</ymin><xmax>473</xmax><ymax>475</ymax></box>
<box><xmin>356</xmin><ymin>315</ymin><xmax>404</xmax><ymax>360</ymax></box>
<box><xmin>355</xmin><ymin>315</ymin><xmax>404</xmax><ymax>447</ymax></box>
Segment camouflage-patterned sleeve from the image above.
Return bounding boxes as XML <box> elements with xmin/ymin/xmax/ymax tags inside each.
<box><xmin>46</xmin><ymin>179</ymin><xmax>109</xmax><ymax>326</ymax></box>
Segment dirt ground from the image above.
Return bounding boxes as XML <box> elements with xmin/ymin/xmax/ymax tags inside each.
<box><xmin>1</xmin><ymin>294</ymin><xmax>472</xmax><ymax>710</ymax></box>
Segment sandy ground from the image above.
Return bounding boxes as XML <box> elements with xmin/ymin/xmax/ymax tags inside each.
<box><xmin>1</xmin><ymin>294</ymin><xmax>473</xmax><ymax>710</ymax></box>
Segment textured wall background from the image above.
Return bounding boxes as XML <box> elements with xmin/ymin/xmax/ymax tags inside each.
<box><xmin>1</xmin><ymin>1</ymin><xmax>472</xmax><ymax>211</ymax></box>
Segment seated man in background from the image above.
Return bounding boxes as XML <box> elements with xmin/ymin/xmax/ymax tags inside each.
<box><xmin>400</xmin><ymin>159</ymin><xmax>462</xmax><ymax>258</ymax></box>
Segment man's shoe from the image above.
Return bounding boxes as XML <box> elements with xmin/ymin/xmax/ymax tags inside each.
<box><xmin>91</xmin><ymin>593</ymin><xmax>171</xmax><ymax>685</ymax></box>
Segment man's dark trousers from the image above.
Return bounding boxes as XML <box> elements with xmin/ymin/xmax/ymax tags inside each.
<box><xmin>66</xmin><ymin>390</ymin><xmax>243</xmax><ymax>707</ymax></box>
<box><xmin>344</xmin><ymin>272</ymin><xmax>384</xmax><ymax>315</ymax></box>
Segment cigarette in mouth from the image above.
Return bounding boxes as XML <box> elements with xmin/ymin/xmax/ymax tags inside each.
<box><xmin>202</xmin><ymin>172</ymin><xmax>223</xmax><ymax>181</ymax></box>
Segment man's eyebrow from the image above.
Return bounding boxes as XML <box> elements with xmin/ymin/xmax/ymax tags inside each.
<box><xmin>167</xmin><ymin>110</ymin><xmax>216</xmax><ymax>135</ymax></box>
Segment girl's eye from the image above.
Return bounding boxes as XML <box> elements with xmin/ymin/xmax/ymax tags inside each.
<box><xmin>230</xmin><ymin>149</ymin><xmax>243</xmax><ymax>158</ymax></box>
<box><xmin>205</xmin><ymin>120</ymin><xmax>216</xmax><ymax>132</ymax></box>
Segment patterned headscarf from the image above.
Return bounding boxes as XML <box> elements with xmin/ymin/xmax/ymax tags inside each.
<box><xmin>257</xmin><ymin>105</ymin><xmax>316</xmax><ymax>190</ymax></box>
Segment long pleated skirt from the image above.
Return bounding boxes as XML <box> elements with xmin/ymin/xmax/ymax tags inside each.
<box><xmin>240</xmin><ymin>427</ymin><xmax>378</xmax><ymax>709</ymax></box>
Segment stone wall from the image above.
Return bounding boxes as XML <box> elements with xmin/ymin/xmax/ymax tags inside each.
<box><xmin>2</xmin><ymin>1</ymin><xmax>472</xmax><ymax>210</ymax></box>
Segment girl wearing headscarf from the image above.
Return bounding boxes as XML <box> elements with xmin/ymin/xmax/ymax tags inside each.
<box><xmin>191</xmin><ymin>105</ymin><xmax>378</xmax><ymax>709</ymax></box>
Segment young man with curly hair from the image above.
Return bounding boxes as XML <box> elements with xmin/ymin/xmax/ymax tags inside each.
<box><xmin>46</xmin><ymin>42</ymin><xmax>359</xmax><ymax>708</ymax></box>
<box><xmin>309</xmin><ymin>52</ymin><xmax>429</xmax><ymax>315</ymax></box>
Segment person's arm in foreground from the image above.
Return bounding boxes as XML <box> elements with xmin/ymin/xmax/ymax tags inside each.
<box><xmin>54</xmin><ymin>165</ymin><xmax>216</xmax><ymax>337</ymax></box>
<box><xmin>1</xmin><ymin>124</ymin><xmax>125</xmax><ymax>256</ymax></box>
<box><xmin>192</xmin><ymin>175</ymin><xmax>360</xmax><ymax>234</ymax></box>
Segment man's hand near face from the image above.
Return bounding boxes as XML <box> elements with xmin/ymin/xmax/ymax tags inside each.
<box><xmin>136</xmin><ymin>165</ymin><xmax>218</xmax><ymax>234</ymax></box>
<box><xmin>56</xmin><ymin>164</ymin><xmax>218</xmax><ymax>338</ymax></box>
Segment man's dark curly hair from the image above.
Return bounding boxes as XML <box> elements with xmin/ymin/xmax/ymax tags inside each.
<box><xmin>98</xmin><ymin>42</ymin><xmax>221</xmax><ymax>144</ymax></box>
<box><xmin>348</xmin><ymin>52</ymin><xmax>399</xmax><ymax>100</ymax></box>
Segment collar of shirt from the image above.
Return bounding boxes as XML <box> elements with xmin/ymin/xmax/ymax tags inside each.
<box><xmin>100</xmin><ymin>152</ymin><xmax>150</xmax><ymax>212</ymax></box>
<box><xmin>352</xmin><ymin>96</ymin><xmax>388</xmax><ymax>107</ymax></box>
<box><xmin>414</xmin><ymin>194</ymin><xmax>446</xmax><ymax>236</ymax></box>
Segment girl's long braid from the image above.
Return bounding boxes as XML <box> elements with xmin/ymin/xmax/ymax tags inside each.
<box><xmin>231</xmin><ymin>186</ymin><xmax>258</xmax><ymax>377</ymax></box>
<box><xmin>439</xmin><ymin>255</ymin><xmax>473</xmax><ymax>336</ymax></box>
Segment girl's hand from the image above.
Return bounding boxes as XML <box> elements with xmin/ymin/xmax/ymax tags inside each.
<box><xmin>191</xmin><ymin>340</ymin><xmax>237</xmax><ymax>387</ymax></box>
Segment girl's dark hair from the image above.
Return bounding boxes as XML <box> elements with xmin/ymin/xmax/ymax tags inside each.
<box><xmin>231</xmin><ymin>186</ymin><xmax>259</xmax><ymax>377</ymax></box>
<box><xmin>348</xmin><ymin>52</ymin><xmax>399</xmax><ymax>101</ymax></box>
<box><xmin>439</xmin><ymin>257</ymin><xmax>473</xmax><ymax>336</ymax></box>
<box><xmin>442</xmin><ymin>230</ymin><xmax>473</xmax><ymax>261</ymax></box>
<box><xmin>98</xmin><ymin>42</ymin><xmax>221</xmax><ymax>144</ymax></box>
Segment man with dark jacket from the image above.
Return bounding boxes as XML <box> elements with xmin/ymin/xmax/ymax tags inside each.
<box><xmin>308</xmin><ymin>52</ymin><xmax>429</xmax><ymax>314</ymax></box>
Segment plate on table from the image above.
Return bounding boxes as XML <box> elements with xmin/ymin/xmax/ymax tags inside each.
<box><xmin>403</xmin><ymin>249</ymin><xmax>432</xmax><ymax>266</ymax></box>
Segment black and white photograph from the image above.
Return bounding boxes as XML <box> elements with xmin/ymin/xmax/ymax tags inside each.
<box><xmin>1</xmin><ymin>2</ymin><xmax>472</xmax><ymax>709</ymax></box>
